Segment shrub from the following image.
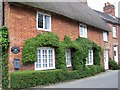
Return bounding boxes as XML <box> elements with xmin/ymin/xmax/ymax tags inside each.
<box><xmin>109</xmin><ymin>60</ymin><xmax>119</xmax><ymax>70</ymax></box>
<box><xmin>118</xmin><ymin>64</ymin><xmax>120</xmax><ymax>69</ymax></box>
<box><xmin>10</xmin><ymin>65</ymin><xmax>104</xmax><ymax>89</ymax></box>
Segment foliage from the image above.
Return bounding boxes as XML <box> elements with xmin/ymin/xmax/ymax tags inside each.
<box><xmin>22</xmin><ymin>33</ymin><xmax>102</xmax><ymax>71</ymax></box>
<box><xmin>93</xmin><ymin>43</ymin><xmax>102</xmax><ymax>65</ymax></box>
<box><xmin>0</xmin><ymin>26</ymin><xmax>9</xmax><ymax>88</ymax></box>
<box><xmin>10</xmin><ymin>65</ymin><xmax>104</xmax><ymax>89</ymax></box>
<box><xmin>22</xmin><ymin>32</ymin><xmax>61</xmax><ymax>64</ymax></box>
<box><xmin>72</xmin><ymin>37</ymin><xmax>102</xmax><ymax>70</ymax></box>
<box><xmin>109</xmin><ymin>59</ymin><xmax>120</xmax><ymax>70</ymax></box>
<box><xmin>55</xmin><ymin>43</ymin><xmax>66</xmax><ymax>69</ymax></box>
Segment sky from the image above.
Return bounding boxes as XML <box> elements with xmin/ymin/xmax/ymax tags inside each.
<box><xmin>87</xmin><ymin>0</ymin><xmax>120</xmax><ymax>17</ymax></box>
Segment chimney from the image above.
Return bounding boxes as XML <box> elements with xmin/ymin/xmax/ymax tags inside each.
<box><xmin>103</xmin><ymin>2</ymin><xmax>115</xmax><ymax>16</ymax></box>
<box><xmin>79</xmin><ymin>0</ymin><xmax>88</xmax><ymax>5</ymax></box>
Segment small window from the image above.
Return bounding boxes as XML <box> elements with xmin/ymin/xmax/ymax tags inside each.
<box><xmin>66</xmin><ymin>49</ymin><xmax>72</xmax><ymax>67</ymax></box>
<box><xmin>112</xmin><ymin>26</ymin><xmax>117</xmax><ymax>38</ymax></box>
<box><xmin>37</xmin><ymin>12</ymin><xmax>51</xmax><ymax>31</ymax></box>
<box><xmin>86</xmin><ymin>50</ymin><xmax>93</xmax><ymax>65</ymax></box>
<box><xmin>103</xmin><ymin>31</ymin><xmax>108</xmax><ymax>42</ymax></box>
<box><xmin>79</xmin><ymin>24</ymin><xmax>87</xmax><ymax>38</ymax></box>
<box><xmin>35</xmin><ymin>47</ymin><xmax>55</xmax><ymax>70</ymax></box>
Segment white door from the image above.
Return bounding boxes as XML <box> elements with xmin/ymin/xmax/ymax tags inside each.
<box><xmin>114</xmin><ymin>46</ymin><xmax>118</xmax><ymax>64</ymax></box>
<box><xmin>104</xmin><ymin>50</ymin><xmax>109</xmax><ymax>70</ymax></box>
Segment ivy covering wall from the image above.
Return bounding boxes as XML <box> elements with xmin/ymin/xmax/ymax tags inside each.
<box><xmin>22</xmin><ymin>32</ymin><xmax>102</xmax><ymax>70</ymax></box>
<box><xmin>0</xmin><ymin>26</ymin><xmax>9</xmax><ymax>88</ymax></box>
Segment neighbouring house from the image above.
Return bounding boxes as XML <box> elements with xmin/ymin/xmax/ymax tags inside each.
<box><xmin>3</xmin><ymin>1</ymin><xmax>112</xmax><ymax>73</ymax></box>
<box><xmin>96</xmin><ymin>2</ymin><xmax>120</xmax><ymax>65</ymax></box>
<box><xmin>0</xmin><ymin>1</ymin><xmax>2</xmax><ymax>26</ymax></box>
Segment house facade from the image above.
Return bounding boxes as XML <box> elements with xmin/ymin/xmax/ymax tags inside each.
<box><xmin>96</xmin><ymin>2</ymin><xmax>120</xmax><ymax>65</ymax></box>
<box><xmin>3</xmin><ymin>2</ymin><xmax>113</xmax><ymax>73</ymax></box>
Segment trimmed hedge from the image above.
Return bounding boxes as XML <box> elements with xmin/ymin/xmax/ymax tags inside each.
<box><xmin>10</xmin><ymin>65</ymin><xmax>104</xmax><ymax>89</ymax></box>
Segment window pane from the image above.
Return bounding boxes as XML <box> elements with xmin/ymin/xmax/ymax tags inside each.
<box><xmin>49</xmin><ymin>50</ymin><xmax>53</xmax><ymax>67</ymax></box>
<box><xmin>36</xmin><ymin>48</ymin><xmax>54</xmax><ymax>70</ymax></box>
<box><xmin>80</xmin><ymin>26</ymin><xmax>84</xmax><ymax>36</ymax></box>
<box><xmin>43</xmin><ymin>50</ymin><xmax>47</xmax><ymax>68</ymax></box>
<box><xmin>103</xmin><ymin>32</ymin><xmax>108</xmax><ymax>41</ymax></box>
<box><xmin>45</xmin><ymin>15</ymin><xmax>50</xmax><ymax>30</ymax></box>
<box><xmin>86</xmin><ymin>50</ymin><xmax>93</xmax><ymax>65</ymax></box>
<box><xmin>80</xmin><ymin>24</ymin><xmax>87</xmax><ymax>38</ymax></box>
<box><xmin>36</xmin><ymin>50</ymin><xmax>41</xmax><ymax>68</ymax></box>
<box><xmin>38</xmin><ymin>14</ymin><xmax>43</xmax><ymax>28</ymax></box>
<box><xmin>113</xmin><ymin>27</ymin><xmax>116</xmax><ymax>37</ymax></box>
<box><xmin>66</xmin><ymin>49</ymin><xmax>71</xmax><ymax>67</ymax></box>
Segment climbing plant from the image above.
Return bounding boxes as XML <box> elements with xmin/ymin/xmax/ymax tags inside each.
<box><xmin>22</xmin><ymin>32</ymin><xmax>102</xmax><ymax>71</ymax></box>
<box><xmin>0</xmin><ymin>26</ymin><xmax>9</xmax><ymax>88</ymax></box>
<box><xmin>72</xmin><ymin>37</ymin><xmax>102</xmax><ymax>70</ymax></box>
<box><xmin>22</xmin><ymin>32</ymin><xmax>69</xmax><ymax>69</ymax></box>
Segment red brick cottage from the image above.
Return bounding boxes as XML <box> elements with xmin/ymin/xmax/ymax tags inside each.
<box><xmin>3</xmin><ymin>2</ymin><xmax>112</xmax><ymax>73</ymax></box>
<box><xmin>96</xmin><ymin>2</ymin><xmax>120</xmax><ymax>65</ymax></box>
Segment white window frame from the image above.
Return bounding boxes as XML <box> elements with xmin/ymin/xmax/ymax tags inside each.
<box><xmin>37</xmin><ymin>11</ymin><xmax>51</xmax><ymax>31</ymax></box>
<box><xmin>103</xmin><ymin>31</ymin><xmax>108</xmax><ymax>42</ymax></box>
<box><xmin>35</xmin><ymin>47</ymin><xmax>55</xmax><ymax>70</ymax></box>
<box><xmin>66</xmin><ymin>49</ymin><xmax>72</xmax><ymax>67</ymax></box>
<box><xmin>86</xmin><ymin>49</ymin><xmax>93</xmax><ymax>65</ymax></box>
<box><xmin>79</xmin><ymin>24</ymin><xmax>87</xmax><ymax>38</ymax></box>
<box><xmin>112</xmin><ymin>26</ymin><xmax>117</xmax><ymax>38</ymax></box>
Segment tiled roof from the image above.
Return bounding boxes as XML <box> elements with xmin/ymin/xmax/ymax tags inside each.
<box><xmin>95</xmin><ymin>10</ymin><xmax>120</xmax><ymax>25</ymax></box>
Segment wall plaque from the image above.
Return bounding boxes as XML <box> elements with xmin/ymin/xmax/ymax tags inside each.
<box><xmin>11</xmin><ymin>46</ymin><xmax>20</xmax><ymax>54</ymax></box>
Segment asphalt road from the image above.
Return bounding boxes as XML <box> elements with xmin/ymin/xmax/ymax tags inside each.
<box><xmin>43</xmin><ymin>70</ymin><xmax>119</xmax><ymax>88</ymax></box>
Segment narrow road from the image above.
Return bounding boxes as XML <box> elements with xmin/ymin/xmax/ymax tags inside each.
<box><xmin>43</xmin><ymin>70</ymin><xmax>118</xmax><ymax>88</ymax></box>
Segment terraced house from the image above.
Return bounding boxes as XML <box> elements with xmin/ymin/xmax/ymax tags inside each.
<box><xmin>96</xmin><ymin>2</ymin><xmax>120</xmax><ymax>69</ymax></box>
<box><xmin>1</xmin><ymin>1</ymin><xmax>120</xmax><ymax>74</ymax></box>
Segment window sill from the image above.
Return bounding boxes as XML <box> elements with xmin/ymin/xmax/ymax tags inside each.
<box><xmin>113</xmin><ymin>37</ymin><xmax>117</xmax><ymax>39</ymax></box>
<box><xmin>86</xmin><ymin>64</ymin><xmax>93</xmax><ymax>66</ymax></box>
<box><xmin>103</xmin><ymin>41</ymin><xmax>108</xmax><ymax>43</ymax></box>
<box><xmin>80</xmin><ymin>36</ymin><xmax>87</xmax><ymax>38</ymax></box>
<box><xmin>35</xmin><ymin>67</ymin><xmax>55</xmax><ymax>70</ymax></box>
<box><xmin>37</xmin><ymin>28</ymin><xmax>52</xmax><ymax>32</ymax></box>
<box><xmin>67</xmin><ymin>65</ymin><xmax>72</xmax><ymax>67</ymax></box>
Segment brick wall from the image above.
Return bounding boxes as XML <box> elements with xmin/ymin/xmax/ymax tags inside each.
<box><xmin>0</xmin><ymin>1</ymin><xmax>2</xmax><ymax>26</ymax></box>
<box><xmin>107</xmin><ymin>23</ymin><xmax>119</xmax><ymax>62</ymax></box>
<box><xmin>5</xmin><ymin>3</ymin><xmax>105</xmax><ymax>73</ymax></box>
<box><xmin>118</xmin><ymin>25</ymin><xmax>120</xmax><ymax>64</ymax></box>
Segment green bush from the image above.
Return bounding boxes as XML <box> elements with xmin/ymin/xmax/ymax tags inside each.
<box><xmin>109</xmin><ymin>60</ymin><xmax>120</xmax><ymax>70</ymax></box>
<box><xmin>10</xmin><ymin>65</ymin><xmax>104</xmax><ymax>89</ymax></box>
<box><xmin>118</xmin><ymin>64</ymin><xmax>120</xmax><ymax>69</ymax></box>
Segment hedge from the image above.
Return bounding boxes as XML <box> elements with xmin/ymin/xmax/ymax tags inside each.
<box><xmin>109</xmin><ymin>59</ymin><xmax>120</xmax><ymax>70</ymax></box>
<box><xmin>10</xmin><ymin>65</ymin><xmax>105</xmax><ymax>89</ymax></box>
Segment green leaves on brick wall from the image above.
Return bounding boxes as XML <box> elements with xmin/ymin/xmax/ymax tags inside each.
<box><xmin>0</xmin><ymin>27</ymin><xmax>9</xmax><ymax>51</ymax></box>
<box><xmin>22</xmin><ymin>32</ymin><xmax>61</xmax><ymax>64</ymax></box>
<box><xmin>22</xmin><ymin>32</ymin><xmax>102</xmax><ymax>70</ymax></box>
<box><xmin>0</xmin><ymin>26</ymin><xmax>9</xmax><ymax>88</ymax></box>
